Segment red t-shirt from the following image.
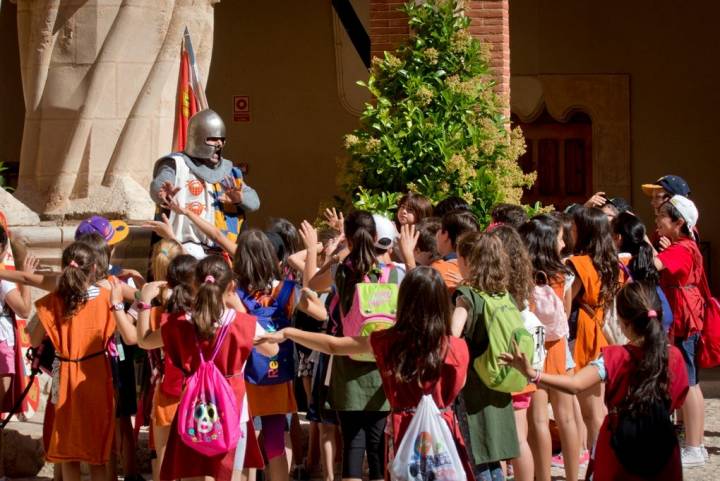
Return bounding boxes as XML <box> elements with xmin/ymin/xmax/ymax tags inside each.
<box><xmin>658</xmin><ymin>239</ymin><xmax>705</xmax><ymax>339</ymax></box>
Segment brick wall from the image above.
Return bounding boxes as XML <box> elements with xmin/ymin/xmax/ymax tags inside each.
<box><xmin>368</xmin><ymin>0</ymin><xmax>510</xmax><ymax>108</ymax></box>
<box><xmin>369</xmin><ymin>0</ymin><xmax>409</xmax><ymax>60</ymax></box>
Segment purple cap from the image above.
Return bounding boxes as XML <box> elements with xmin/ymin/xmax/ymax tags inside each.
<box><xmin>75</xmin><ymin>216</ymin><xmax>129</xmax><ymax>245</ymax></box>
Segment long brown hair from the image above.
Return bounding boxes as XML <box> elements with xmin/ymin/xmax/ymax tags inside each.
<box><xmin>457</xmin><ymin>232</ymin><xmax>509</xmax><ymax>295</ymax></box>
<box><xmin>344</xmin><ymin>210</ymin><xmax>377</xmax><ymax>280</ymax></box>
<box><xmin>616</xmin><ymin>282</ymin><xmax>669</xmax><ymax>413</ymax></box>
<box><xmin>233</xmin><ymin>229</ymin><xmax>281</xmax><ymax>294</ymax></box>
<box><xmin>193</xmin><ymin>256</ymin><xmax>234</xmax><ymax>340</ymax></box>
<box><xmin>58</xmin><ymin>242</ymin><xmax>96</xmax><ymax>318</ymax></box>
<box><xmin>384</xmin><ymin>267</ymin><xmax>451</xmax><ymax>385</ymax></box>
<box><xmin>490</xmin><ymin>225</ymin><xmax>534</xmax><ymax>307</ymax></box>
<box><xmin>573</xmin><ymin>207</ymin><xmax>620</xmax><ymax>309</ymax></box>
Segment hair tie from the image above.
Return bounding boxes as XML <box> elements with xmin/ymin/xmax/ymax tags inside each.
<box><xmin>160</xmin><ymin>249</ymin><xmax>169</xmax><ymax>256</ymax></box>
<box><xmin>69</xmin><ymin>260</ymin><xmax>79</xmax><ymax>268</ymax></box>
<box><xmin>647</xmin><ymin>309</ymin><xmax>658</xmax><ymax>319</ymax></box>
<box><xmin>204</xmin><ymin>275</ymin><xmax>216</xmax><ymax>284</ymax></box>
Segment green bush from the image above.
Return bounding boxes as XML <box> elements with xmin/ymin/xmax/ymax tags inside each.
<box><xmin>339</xmin><ymin>0</ymin><xmax>535</xmax><ymax>224</ymax></box>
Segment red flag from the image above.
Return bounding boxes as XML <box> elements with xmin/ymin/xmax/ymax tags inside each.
<box><xmin>173</xmin><ymin>38</ymin><xmax>199</xmax><ymax>151</ymax></box>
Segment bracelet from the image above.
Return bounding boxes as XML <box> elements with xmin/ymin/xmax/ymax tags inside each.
<box><xmin>530</xmin><ymin>371</ymin><xmax>542</xmax><ymax>384</ymax></box>
<box><xmin>135</xmin><ymin>301</ymin><xmax>152</xmax><ymax>311</ymax></box>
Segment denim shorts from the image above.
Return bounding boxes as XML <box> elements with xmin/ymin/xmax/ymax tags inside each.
<box><xmin>676</xmin><ymin>332</ymin><xmax>701</xmax><ymax>386</ymax></box>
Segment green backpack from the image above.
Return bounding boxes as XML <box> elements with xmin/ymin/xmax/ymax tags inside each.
<box><xmin>473</xmin><ymin>291</ymin><xmax>534</xmax><ymax>393</ymax></box>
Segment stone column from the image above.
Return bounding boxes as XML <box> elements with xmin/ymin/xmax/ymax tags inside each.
<box><xmin>12</xmin><ymin>0</ymin><xmax>218</xmax><ymax>220</ymax></box>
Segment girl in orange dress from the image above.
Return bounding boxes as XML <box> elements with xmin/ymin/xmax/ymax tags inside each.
<box><xmin>29</xmin><ymin>241</ymin><xmax>136</xmax><ymax>481</ymax></box>
<box><xmin>567</xmin><ymin>207</ymin><xmax>620</xmax><ymax>452</ymax></box>
<box><xmin>519</xmin><ymin>215</ymin><xmax>580</xmax><ymax>481</ymax></box>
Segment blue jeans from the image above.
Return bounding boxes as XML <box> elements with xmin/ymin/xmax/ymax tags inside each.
<box><xmin>677</xmin><ymin>332</ymin><xmax>701</xmax><ymax>386</ymax></box>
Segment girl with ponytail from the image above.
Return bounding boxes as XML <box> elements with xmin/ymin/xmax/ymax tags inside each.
<box><xmin>500</xmin><ymin>282</ymin><xmax>689</xmax><ymax>480</ymax></box>
<box><xmin>306</xmin><ymin>210</ymin><xmax>398</xmax><ymax>481</ymax></box>
<box><xmin>134</xmin><ymin>253</ymin><xmax>195</xmax><ymax>481</ymax></box>
<box><xmin>28</xmin><ymin>241</ymin><xmax>135</xmax><ymax>481</ymax></box>
<box><xmin>160</xmin><ymin>255</ymin><xmax>276</xmax><ymax>480</ymax></box>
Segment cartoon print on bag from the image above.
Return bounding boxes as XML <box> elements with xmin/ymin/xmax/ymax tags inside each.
<box><xmin>187</xmin><ymin>398</ymin><xmax>223</xmax><ymax>443</ymax></box>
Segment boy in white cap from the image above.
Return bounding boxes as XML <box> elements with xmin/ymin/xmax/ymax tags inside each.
<box><xmin>652</xmin><ymin>195</ymin><xmax>707</xmax><ymax>467</ymax></box>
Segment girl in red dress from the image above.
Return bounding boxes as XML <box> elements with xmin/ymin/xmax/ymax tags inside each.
<box><xmin>256</xmin><ymin>266</ymin><xmax>473</xmax><ymax>481</ymax></box>
<box><xmin>160</xmin><ymin>255</ymin><xmax>277</xmax><ymax>481</ymax></box>
<box><xmin>500</xmin><ymin>282</ymin><xmax>689</xmax><ymax>481</ymax></box>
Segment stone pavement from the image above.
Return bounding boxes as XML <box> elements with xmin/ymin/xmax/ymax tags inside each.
<box><xmin>6</xmin><ymin>392</ymin><xmax>720</xmax><ymax>480</ymax></box>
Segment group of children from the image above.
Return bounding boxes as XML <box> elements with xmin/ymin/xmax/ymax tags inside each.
<box><xmin>0</xmin><ymin>173</ymin><xmax>710</xmax><ymax>481</ymax></box>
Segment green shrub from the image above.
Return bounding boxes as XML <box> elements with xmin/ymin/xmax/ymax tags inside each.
<box><xmin>339</xmin><ymin>0</ymin><xmax>535</xmax><ymax>225</ymax></box>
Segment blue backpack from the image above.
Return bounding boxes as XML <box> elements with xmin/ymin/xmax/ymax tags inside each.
<box><xmin>238</xmin><ymin>281</ymin><xmax>296</xmax><ymax>385</ymax></box>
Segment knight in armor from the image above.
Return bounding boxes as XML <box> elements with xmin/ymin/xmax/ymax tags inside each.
<box><xmin>150</xmin><ymin>109</ymin><xmax>260</xmax><ymax>258</ymax></box>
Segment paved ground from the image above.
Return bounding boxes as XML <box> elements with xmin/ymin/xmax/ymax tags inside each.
<box><xmin>9</xmin><ymin>373</ymin><xmax>720</xmax><ymax>480</ymax></box>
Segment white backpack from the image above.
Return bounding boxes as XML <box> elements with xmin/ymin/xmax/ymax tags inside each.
<box><xmin>520</xmin><ymin>307</ymin><xmax>547</xmax><ymax>371</ymax></box>
<box><xmin>390</xmin><ymin>395</ymin><xmax>466</xmax><ymax>481</ymax></box>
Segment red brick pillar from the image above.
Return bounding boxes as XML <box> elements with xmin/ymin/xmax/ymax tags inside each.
<box><xmin>466</xmin><ymin>0</ymin><xmax>510</xmax><ymax>112</ymax></box>
<box><xmin>369</xmin><ymin>1</ymin><xmax>510</xmax><ymax>110</ymax></box>
<box><xmin>369</xmin><ymin>0</ymin><xmax>409</xmax><ymax>60</ymax></box>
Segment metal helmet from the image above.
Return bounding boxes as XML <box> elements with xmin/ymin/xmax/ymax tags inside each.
<box><xmin>184</xmin><ymin>109</ymin><xmax>227</xmax><ymax>159</ymax></box>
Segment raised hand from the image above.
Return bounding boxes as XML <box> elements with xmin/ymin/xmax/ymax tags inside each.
<box><xmin>218</xmin><ymin>175</ymin><xmax>243</xmax><ymax>204</ymax></box>
<box><xmin>158</xmin><ymin>181</ymin><xmax>181</xmax><ymax>205</ymax></box>
<box><xmin>399</xmin><ymin>224</ymin><xmax>419</xmax><ymax>267</ymax></box>
<box><xmin>139</xmin><ymin>280</ymin><xmax>167</xmax><ymax>302</ymax></box>
<box><xmin>299</xmin><ymin>221</ymin><xmax>320</xmax><ymax>252</ymax></box>
<box><xmin>584</xmin><ymin>192</ymin><xmax>607</xmax><ymax>208</ymax></box>
<box><xmin>142</xmin><ymin>213</ymin><xmax>176</xmax><ymax>241</ymax></box>
<box><xmin>110</xmin><ymin>278</ymin><xmax>125</xmax><ymax>306</ymax></box>
<box><xmin>22</xmin><ymin>254</ymin><xmax>39</xmax><ymax>274</ymax></box>
<box><xmin>324</xmin><ymin>208</ymin><xmax>345</xmax><ymax>235</ymax></box>
<box><xmin>498</xmin><ymin>339</ymin><xmax>534</xmax><ymax>379</ymax></box>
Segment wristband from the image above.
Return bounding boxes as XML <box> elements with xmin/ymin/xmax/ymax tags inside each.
<box><xmin>110</xmin><ymin>302</ymin><xmax>125</xmax><ymax>312</ymax></box>
<box><xmin>134</xmin><ymin>290</ymin><xmax>142</xmax><ymax>301</ymax></box>
<box><xmin>135</xmin><ymin>301</ymin><xmax>152</xmax><ymax>311</ymax></box>
<box><xmin>530</xmin><ymin>371</ymin><xmax>542</xmax><ymax>384</ymax></box>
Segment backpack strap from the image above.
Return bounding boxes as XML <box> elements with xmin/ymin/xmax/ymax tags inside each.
<box><xmin>377</xmin><ymin>264</ymin><xmax>393</xmax><ymax>283</ymax></box>
<box><xmin>204</xmin><ymin>313</ymin><xmax>234</xmax><ymax>363</ymax></box>
<box><xmin>275</xmin><ymin>280</ymin><xmax>296</xmax><ymax>312</ymax></box>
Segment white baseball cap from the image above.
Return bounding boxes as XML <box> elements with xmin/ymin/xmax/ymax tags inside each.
<box><xmin>372</xmin><ymin>214</ymin><xmax>398</xmax><ymax>250</ymax></box>
<box><xmin>669</xmin><ymin>195</ymin><xmax>698</xmax><ymax>230</ymax></box>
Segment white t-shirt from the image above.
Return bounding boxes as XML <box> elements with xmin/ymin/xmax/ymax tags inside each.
<box><xmin>0</xmin><ymin>280</ymin><xmax>18</xmax><ymax>346</ymax></box>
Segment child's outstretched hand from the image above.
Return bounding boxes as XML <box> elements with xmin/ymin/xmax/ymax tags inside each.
<box><xmin>110</xmin><ymin>278</ymin><xmax>125</xmax><ymax>306</ymax></box>
<box><xmin>139</xmin><ymin>281</ymin><xmax>167</xmax><ymax>303</ymax></box>
<box><xmin>143</xmin><ymin>213</ymin><xmax>177</xmax><ymax>241</ymax></box>
<box><xmin>324</xmin><ymin>208</ymin><xmax>344</xmax><ymax>235</ymax></box>
<box><xmin>254</xmin><ymin>330</ymin><xmax>287</xmax><ymax>346</ymax></box>
<box><xmin>299</xmin><ymin>221</ymin><xmax>320</xmax><ymax>252</ymax></box>
<box><xmin>22</xmin><ymin>254</ymin><xmax>39</xmax><ymax>274</ymax></box>
<box><xmin>399</xmin><ymin>224</ymin><xmax>419</xmax><ymax>268</ymax></box>
<box><xmin>498</xmin><ymin>339</ymin><xmax>534</xmax><ymax>379</ymax></box>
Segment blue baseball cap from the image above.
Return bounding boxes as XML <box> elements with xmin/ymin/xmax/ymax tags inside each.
<box><xmin>642</xmin><ymin>175</ymin><xmax>691</xmax><ymax>197</ymax></box>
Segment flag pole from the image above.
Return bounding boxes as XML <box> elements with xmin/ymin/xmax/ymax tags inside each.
<box><xmin>184</xmin><ymin>27</ymin><xmax>209</xmax><ymax>110</ymax></box>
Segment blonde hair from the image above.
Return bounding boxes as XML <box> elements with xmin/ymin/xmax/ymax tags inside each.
<box><xmin>151</xmin><ymin>239</ymin><xmax>183</xmax><ymax>282</ymax></box>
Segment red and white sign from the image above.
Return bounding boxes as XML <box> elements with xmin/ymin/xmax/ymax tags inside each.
<box><xmin>233</xmin><ymin>96</ymin><xmax>250</xmax><ymax>122</ymax></box>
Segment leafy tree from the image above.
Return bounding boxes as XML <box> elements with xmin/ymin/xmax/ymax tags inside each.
<box><xmin>340</xmin><ymin>0</ymin><xmax>535</xmax><ymax>224</ymax></box>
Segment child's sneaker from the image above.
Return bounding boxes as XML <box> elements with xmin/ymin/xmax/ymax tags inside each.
<box><xmin>551</xmin><ymin>454</ymin><xmax>565</xmax><ymax>468</ymax></box>
<box><xmin>701</xmin><ymin>445</ymin><xmax>709</xmax><ymax>462</ymax></box>
<box><xmin>682</xmin><ymin>446</ymin><xmax>706</xmax><ymax>468</ymax></box>
<box><xmin>579</xmin><ymin>450</ymin><xmax>590</xmax><ymax>467</ymax></box>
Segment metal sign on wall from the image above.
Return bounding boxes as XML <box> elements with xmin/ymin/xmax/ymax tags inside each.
<box><xmin>233</xmin><ymin>96</ymin><xmax>250</xmax><ymax>122</ymax></box>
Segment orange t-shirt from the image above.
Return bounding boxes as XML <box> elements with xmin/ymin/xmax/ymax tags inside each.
<box><xmin>568</xmin><ymin>255</ymin><xmax>607</xmax><ymax>370</ymax></box>
<box><xmin>431</xmin><ymin>258</ymin><xmax>461</xmax><ymax>293</ymax></box>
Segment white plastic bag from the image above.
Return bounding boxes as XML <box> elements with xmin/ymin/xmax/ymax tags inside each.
<box><xmin>520</xmin><ymin>307</ymin><xmax>547</xmax><ymax>370</ymax></box>
<box><xmin>390</xmin><ymin>395</ymin><xmax>466</xmax><ymax>481</ymax></box>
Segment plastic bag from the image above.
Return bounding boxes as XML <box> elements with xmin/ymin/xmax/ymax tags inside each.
<box><xmin>390</xmin><ymin>395</ymin><xmax>466</xmax><ymax>481</ymax></box>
